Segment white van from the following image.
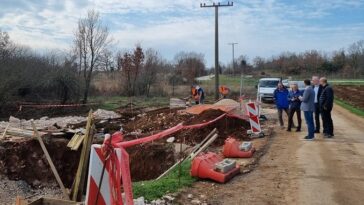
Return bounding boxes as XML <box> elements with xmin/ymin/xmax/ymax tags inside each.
<box><xmin>257</xmin><ymin>78</ymin><xmax>281</xmax><ymax>102</ymax></box>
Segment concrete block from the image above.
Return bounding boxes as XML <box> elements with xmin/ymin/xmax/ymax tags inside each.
<box><xmin>214</xmin><ymin>159</ymin><xmax>236</xmax><ymax>173</ymax></box>
<box><xmin>239</xmin><ymin>142</ymin><xmax>252</xmax><ymax>151</ymax></box>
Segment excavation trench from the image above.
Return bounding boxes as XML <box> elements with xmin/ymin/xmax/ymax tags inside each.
<box><xmin>0</xmin><ymin>107</ymin><xmax>250</xmax><ymax>189</ymax></box>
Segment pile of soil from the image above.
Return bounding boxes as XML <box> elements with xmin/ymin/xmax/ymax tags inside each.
<box><xmin>184</xmin><ymin>109</ymin><xmax>226</xmax><ymax>125</ymax></box>
<box><xmin>334</xmin><ymin>85</ymin><xmax>364</xmax><ymax>110</ymax></box>
<box><xmin>176</xmin><ymin>109</ymin><xmax>250</xmax><ymax>146</ymax></box>
<box><xmin>0</xmin><ymin>136</ymin><xmax>80</xmax><ymax>188</ymax></box>
<box><xmin>126</xmin><ymin>143</ymin><xmax>175</xmax><ymax>181</ymax></box>
<box><xmin>124</xmin><ymin>108</ymin><xmax>191</xmax><ymax>133</ymax></box>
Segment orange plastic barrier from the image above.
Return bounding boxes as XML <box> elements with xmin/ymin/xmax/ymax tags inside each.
<box><xmin>222</xmin><ymin>137</ymin><xmax>255</xmax><ymax>158</ymax></box>
<box><xmin>190</xmin><ymin>152</ymin><xmax>240</xmax><ymax>183</ymax></box>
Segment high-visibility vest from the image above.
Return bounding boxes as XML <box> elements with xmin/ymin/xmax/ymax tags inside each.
<box><xmin>191</xmin><ymin>88</ymin><xmax>199</xmax><ymax>100</ymax></box>
<box><xmin>219</xmin><ymin>86</ymin><xmax>229</xmax><ymax>95</ymax></box>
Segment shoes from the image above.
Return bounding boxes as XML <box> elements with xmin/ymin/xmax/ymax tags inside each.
<box><xmin>314</xmin><ymin>130</ymin><xmax>320</xmax><ymax>133</ymax></box>
<box><xmin>296</xmin><ymin>129</ymin><xmax>301</xmax><ymax>132</ymax></box>
<box><xmin>303</xmin><ymin>136</ymin><xmax>314</xmax><ymax>141</ymax></box>
<box><xmin>324</xmin><ymin>134</ymin><xmax>334</xmax><ymax>138</ymax></box>
<box><xmin>286</xmin><ymin>129</ymin><xmax>291</xmax><ymax>132</ymax></box>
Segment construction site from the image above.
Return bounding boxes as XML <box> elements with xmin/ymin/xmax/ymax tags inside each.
<box><xmin>1</xmin><ymin>1</ymin><xmax>364</xmax><ymax>205</ymax></box>
<box><xmin>0</xmin><ymin>97</ymin><xmax>276</xmax><ymax>204</ymax></box>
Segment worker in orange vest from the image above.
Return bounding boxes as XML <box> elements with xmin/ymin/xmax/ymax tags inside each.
<box><xmin>191</xmin><ymin>85</ymin><xmax>205</xmax><ymax>104</ymax></box>
<box><xmin>219</xmin><ymin>85</ymin><xmax>230</xmax><ymax>99</ymax></box>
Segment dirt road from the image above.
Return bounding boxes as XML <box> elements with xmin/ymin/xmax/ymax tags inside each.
<box><xmin>179</xmin><ymin>105</ymin><xmax>364</xmax><ymax>205</ymax></box>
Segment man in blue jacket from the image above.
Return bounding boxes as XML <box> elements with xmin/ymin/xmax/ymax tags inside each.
<box><xmin>287</xmin><ymin>83</ymin><xmax>302</xmax><ymax>132</ymax></box>
<box><xmin>319</xmin><ymin>77</ymin><xmax>334</xmax><ymax>138</ymax></box>
<box><xmin>300</xmin><ymin>79</ymin><xmax>316</xmax><ymax>140</ymax></box>
<box><xmin>273</xmin><ymin>82</ymin><xmax>290</xmax><ymax>128</ymax></box>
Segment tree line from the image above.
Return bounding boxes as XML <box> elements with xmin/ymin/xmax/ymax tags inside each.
<box><xmin>251</xmin><ymin>41</ymin><xmax>364</xmax><ymax>77</ymax></box>
<box><xmin>1</xmin><ymin>9</ymin><xmax>363</xmax><ymax>107</ymax></box>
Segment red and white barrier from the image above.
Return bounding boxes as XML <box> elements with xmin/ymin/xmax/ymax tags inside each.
<box><xmin>85</xmin><ymin>133</ymin><xmax>134</xmax><ymax>205</ymax></box>
<box><xmin>246</xmin><ymin>102</ymin><xmax>262</xmax><ymax>133</ymax></box>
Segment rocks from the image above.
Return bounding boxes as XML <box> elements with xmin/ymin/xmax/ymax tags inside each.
<box><xmin>191</xmin><ymin>199</ymin><xmax>201</xmax><ymax>204</ymax></box>
<box><xmin>93</xmin><ymin>109</ymin><xmax>121</xmax><ymax>120</ymax></box>
<box><xmin>166</xmin><ymin>137</ymin><xmax>175</xmax><ymax>143</ymax></box>
<box><xmin>187</xmin><ymin>194</ymin><xmax>193</xmax><ymax>199</ymax></box>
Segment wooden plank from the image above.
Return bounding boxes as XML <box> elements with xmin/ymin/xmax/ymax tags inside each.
<box><xmin>28</xmin><ymin>197</ymin><xmax>79</xmax><ymax>205</ymax></box>
<box><xmin>15</xmin><ymin>196</ymin><xmax>26</xmax><ymax>205</ymax></box>
<box><xmin>71</xmin><ymin>110</ymin><xmax>94</xmax><ymax>201</ymax></box>
<box><xmin>155</xmin><ymin>129</ymin><xmax>218</xmax><ymax>180</ymax></box>
<box><xmin>190</xmin><ymin>133</ymin><xmax>218</xmax><ymax>159</ymax></box>
<box><xmin>71</xmin><ymin>135</ymin><xmax>85</xmax><ymax>151</ymax></box>
<box><xmin>1</xmin><ymin>123</ymin><xmax>10</xmax><ymax>139</ymax></box>
<box><xmin>31</xmin><ymin>121</ymin><xmax>69</xmax><ymax>200</ymax></box>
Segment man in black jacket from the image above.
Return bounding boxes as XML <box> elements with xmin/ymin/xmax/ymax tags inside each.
<box><xmin>312</xmin><ymin>76</ymin><xmax>323</xmax><ymax>133</ymax></box>
<box><xmin>319</xmin><ymin>77</ymin><xmax>334</xmax><ymax>138</ymax></box>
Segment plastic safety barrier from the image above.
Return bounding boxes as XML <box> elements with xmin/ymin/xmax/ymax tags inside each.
<box><xmin>85</xmin><ymin>133</ymin><xmax>133</xmax><ymax>205</ymax></box>
<box><xmin>190</xmin><ymin>152</ymin><xmax>240</xmax><ymax>183</ymax></box>
<box><xmin>246</xmin><ymin>102</ymin><xmax>262</xmax><ymax>133</ymax></box>
<box><xmin>222</xmin><ymin>137</ymin><xmax>255</xmax><ymax>158</ymax></box>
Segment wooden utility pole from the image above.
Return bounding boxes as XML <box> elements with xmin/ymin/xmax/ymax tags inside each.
<box><xmin>228</xmin><ymin>42</ymin><xmax>238</xmax><ymax>75</ymax></box>
<box><xmin>201</xmin><ymin>1</ymin><xmax>234</xmax><ymax>100</ymax></box>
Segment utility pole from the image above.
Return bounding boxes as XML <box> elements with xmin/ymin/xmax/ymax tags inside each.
<box><xmin>228</xmin><ymin>42</ymin><xmax>238</xmax><ymax>75</ymax></box>
<box><xmin>201</xmin><ymin>1</ymin><xmax>234</xmax><ymax>100</ymax></box>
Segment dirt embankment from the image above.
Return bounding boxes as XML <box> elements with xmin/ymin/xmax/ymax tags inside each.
<box><xmin>0</xmin><ymin>136</ymin><xmax>80</xmax><ymax>188</ymax></box>
<box><xmin>334</xmin><ymin>85</ymin><xmax>364</xmax><ymax>109</ymax></box>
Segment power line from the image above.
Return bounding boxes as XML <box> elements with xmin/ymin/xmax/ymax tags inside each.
<box><xmin>200</xmin><ymin>1</ymin><xmax>234</xmax><ymax>100</ymax></box>
<box><xmin>228</xmin><ymin>42</ymin><xmax>238</xmax><ymax>75</ymax></box>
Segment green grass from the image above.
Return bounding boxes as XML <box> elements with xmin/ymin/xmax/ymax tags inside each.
<box><xmin>335</xmin><ymin>99</ymin><xmax>364</xmax><ymax>117</ymax></box>
<box><xmin>132</xmin><ymin>160</ymin><xmax>196</xmax><ymax>201</ymax></box>
<box><xmin>330</xmin><ymin>79</ymin><xmax>364</xmax><ymax>85</ymax></box>
<box><xmin>198</xmin><ymin>75</ymin><xmax>259</xmax><ymax>87</ymax></box>
<box><xmin>90</xmin><ymin>96</ymin><xmax>170</xmax><ymax>110</ymax></box>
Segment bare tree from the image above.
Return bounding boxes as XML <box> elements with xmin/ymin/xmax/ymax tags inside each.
<box><xmin>73</xmin><ymin>9</ymin><xmax>110</xmax><ymax>103</ymax></box>
<box><xmin>174</xmin><ymin>52</ymin><xmax>206</xmax><ymax>84</ymax></box>
<box><xmin>118</xmin><ymin>45</ymin><xmax>144</xmax><ymax>96</ymax></box>
<box><xmin>348</xmin><ymin>40</ymin><xmax>364</xmax><ymax>76</ymax></box>
<box><xmin>140</xmin><ymin>48</ymin><xmax>162</xmax><ymax>96</ymax></box>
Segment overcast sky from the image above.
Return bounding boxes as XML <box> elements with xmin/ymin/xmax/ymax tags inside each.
<box><xmin>0</xmin><ymin>0</ymin><xmax>363</xmax><ymax>66</ymax></box>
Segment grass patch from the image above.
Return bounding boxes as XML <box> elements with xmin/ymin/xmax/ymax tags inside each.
<box><xmin>330</xmin><ymin>80</ymin><xmax>364</xmax><ymax>85</ymax></box>
<box><xmin>199</xmin><ymin>75</ymin><xmax>258</xmax><ymax>87</ymax></box>
<box><xmin>90</xmin><ymin>96</ymin><xmax>170</xmax><ymax>111</ymax></box>
<box><xmin>133</xmin><ymin>160</ymin><xmax>196</xmax><ymax>201</ymax></box>
<box><xmin>335</xmin><ymin>99</ymin><xmax>364</xmax><ymax>117</ymax></box>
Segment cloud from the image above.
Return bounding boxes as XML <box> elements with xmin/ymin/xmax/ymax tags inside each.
<box><xmin>0</xmin><ymin>0</ymin><xmax>363</xmax><ymax>66</ymax></box>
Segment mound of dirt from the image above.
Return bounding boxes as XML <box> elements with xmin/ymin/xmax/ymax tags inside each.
<box><xmin>176</xmin><ymin>109</ymin><xmax>251</xmax><ymax>146</ymax></box>
<box><xmin>184</xmin><ymin>109</ymin><xmax>226</xmax><ymax>125</ymax></box>
<box><xmin>124</xmin><ymin>108</ymin><xmax>191</xmax><ymax>133</ymax></box>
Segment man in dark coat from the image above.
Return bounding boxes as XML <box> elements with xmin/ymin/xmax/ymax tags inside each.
<box><xmin>319</xmin><ymin>77</ymin><xmax>334</xmax><ymax>138</ymax></box>
<box><xmin>312</xmin><ymin>76</ymin><xmax>323</xmax><ymax>133</ymax></box>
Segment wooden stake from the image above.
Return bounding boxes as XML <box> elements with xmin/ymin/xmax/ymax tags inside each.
<box><xmin>155</xmin><ymin>129</ymin><xmax>217</xmax><ymax>180</ymax></box>
<box><xmin>1</xmin><ymin>123</ymin><xmax>10</xmax><ymax>139</ymax></box>
<box><xmin>71</xmin><ymin>110</ymin><xmax>94</xmax><ymax>201</ymax></box>
<box><xmin>190</xmin><ymin>133</ymin><xmax>218</xmax><ymax>159</ymax></box>
<box><xmin>31</xmin><ymin>121</ymin><xmax>69</xmax><ymax>200</ymax></box>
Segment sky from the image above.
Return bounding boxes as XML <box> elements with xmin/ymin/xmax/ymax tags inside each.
<box><xmin>0</xmin><ymin>0</ymin><xmax>363</xmax><ymax>67</ymax></box>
